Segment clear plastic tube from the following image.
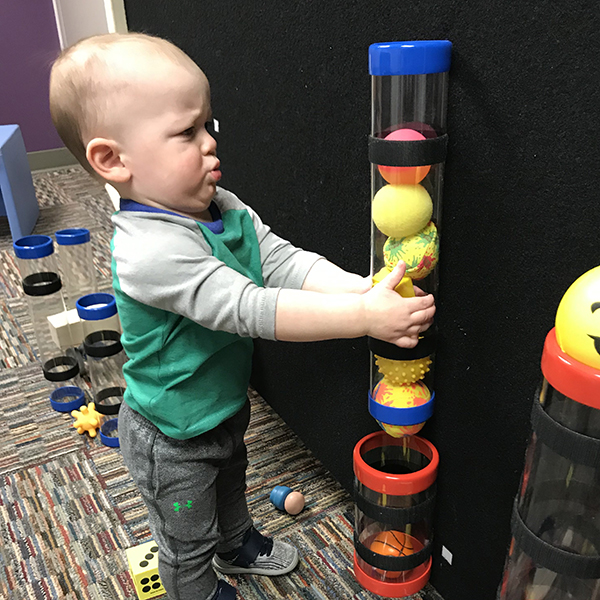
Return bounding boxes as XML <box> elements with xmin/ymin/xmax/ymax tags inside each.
<box><xmin>353</xmin><ymin>431</ymin><xmax>438</xmax><ymax>597</ymax></box>
<box><xmin>499</xmin><ymin>321</ymin><xmax>600</xmax><ymax>600</ymax></box>
<box><xmin>368</xmin><ymin>41</ymin><xmax>451</xmax><ymax>437</ymax></box>
<box><xmin>55</xmin><ymin>228</ymin><xmax>97</xmax><ymax>309</ymax></box>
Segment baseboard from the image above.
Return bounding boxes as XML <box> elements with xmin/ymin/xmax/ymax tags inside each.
<box><xmin>28</xmin><ymin>147</ymin><xmax>78</xmax><ymax>172</ymax></box>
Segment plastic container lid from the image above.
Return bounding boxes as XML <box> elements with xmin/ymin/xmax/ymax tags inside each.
<box><xmin>76</xmin><ymin>292</ymin><xmax>117</xmax><ymax>320</ymax></box>
<box><xmin>55</xmin><ymin>228</ymin><xmax>91</xmax><ymax>245</ymax></box>
<box><xmin>369</xmin><ymin>40</ymin><xmax>452</xmax><ymax>76</ymax></box>
<box><xmin>13</xmin><ymin>235</ymin><xmax>54</xmax><ymax>259</ymax></box>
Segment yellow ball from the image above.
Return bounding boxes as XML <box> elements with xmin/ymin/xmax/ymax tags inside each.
<box><xmin>372</xmin><ymin>184</ymin><xmax>433</xmax><ymax>238</ymax></box>
<box><xmin>375</xmin><ymin>355</ymin><xmax>432</xmax><ymax>385</ymax></box>
<box><xmin>372</xmin><ymin>379</ymin><xmax>431</xmax><ymax>437</ymax></box>
<box><xmin>372</xmin><ymin>267</ymin><xmax>415</xmax><ymax>297</ymax></box>
<box><xmin>555</xmin><ymin>266</ymin><xmax>600</xmax><ymax>369</ymax></box>
<box><xmin>383</xmin><ymin>221</ymin><xmax>439</xmax><ymax>280</ymax></box>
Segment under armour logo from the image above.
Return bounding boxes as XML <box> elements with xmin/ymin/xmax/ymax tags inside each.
<box><xmin>173</xmin><ymin>501</ymin><xmax>193</xmax><ymax>512</ymax></box>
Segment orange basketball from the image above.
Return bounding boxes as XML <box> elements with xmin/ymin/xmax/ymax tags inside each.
<box><xmin>370</xmin><ymin>530</ymin><xmax>414</xmax><ymax>578</ymax></box>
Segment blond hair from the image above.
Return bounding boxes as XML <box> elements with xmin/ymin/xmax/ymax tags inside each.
<box><xmin>49</xmin><ymin>33</ymin><xmax>196</xmax><ymax>174</ymax></box>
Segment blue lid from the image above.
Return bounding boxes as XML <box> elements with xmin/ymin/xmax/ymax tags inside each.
<box><xmin>55</xmin><ymin>228</ymin><xmax>91</xmax><ymax>245</ymax></box>
<box><xmin>369</xmin><ymin>40</ymin><xmax>452</xmax><ymax>76</ymax></box>
<box><xmin>49</xmin><ymin>386</ymin><xmax>86</xmax><ymax>413</ymax></box>
<box><xmin>76</xmin><ymin>293</ymin><xmax>117</xmax><ymax>320</ymax></box>
<box><xmin>13</xmin><ymin>235</ymin><xmax>54</xmax><ymax>259</ymax></box>
<box><xmin>100</xmin><ymin>418</ymin><xmax>120</xmax><ymax>447</ymax></box>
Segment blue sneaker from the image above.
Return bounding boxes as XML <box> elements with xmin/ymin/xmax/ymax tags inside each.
<box><xmin>212</xmin><ymin>527</ymin><xmax>299</xmax><ymax>576</ymax></box>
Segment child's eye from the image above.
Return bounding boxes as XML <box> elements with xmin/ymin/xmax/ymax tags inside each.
<box><xmin>180</xmin><ymin>126</ymin><xmax>196</xmax><ymax>137</ymax></box>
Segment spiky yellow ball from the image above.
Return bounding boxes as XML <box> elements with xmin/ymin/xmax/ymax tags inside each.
<box><xmin>375</xmin><ymin>355</ymin><xmax>432</xmax><ymax>385</ymax></box>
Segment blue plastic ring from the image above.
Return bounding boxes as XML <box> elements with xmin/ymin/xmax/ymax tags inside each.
<box><xmin>99</xmin><ymin>418</ymin><xmax>120</xmax><ymax>447</ymax></box>
<box><xmin>13</xmin><ymin>235</ymin><xmax>54</xmax><ymax>259</ymax></box>
<box><xmin>49</xmin><ymin>386</ymin><xmax>86</xmax><ymax>413</ymax></box>
<box><xmin>369</xmin><ymin>40</ymin><xmax>452</xmax><ymax>76</ymax></box>
<box><xmin>55</xmin><ymin>228</ymin><xmax>91</xmax><ymax>245</ymax></box>
<box><xmin>368</xmin><ymin>391</ymin><xmax>435</xmax><ymax>426</ymax></box>
<box><xmin>76</xmin><ymin>293</ymin><xmax>117</xmax><ymax>320</ymax></box>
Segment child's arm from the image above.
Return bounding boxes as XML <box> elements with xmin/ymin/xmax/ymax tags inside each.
<box><xmin>301</xmin><ymin>259</ymin><xmax>372</xmax><ymax>294</ymax></box>
<box><xmin>275</xmin><ymin>261</ymin><xmax>435</xmax><ymax>348</ymax></box>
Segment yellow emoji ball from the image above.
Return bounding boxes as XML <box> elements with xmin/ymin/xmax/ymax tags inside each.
<box><xmin>555</xmin><ymin>266</ymin><xmax>600</xmax><ymax>370</ymax></box>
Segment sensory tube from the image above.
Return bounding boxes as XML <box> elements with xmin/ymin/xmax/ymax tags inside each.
<box><xmin>498</xmin><ymin>329</ymin><xmax>600</xmax><ymax>600</ymax></box>
<box><xmin>353</xmin><ymin>432</ymin><xmax>438</xmax><ymax>598</ymax></box>
<box><xmin>77</xmin><ymin>293</ymin><xmax>126</xmax><ymax>415</ymax></box>
<box><xmin>13</xmin><ymin>235</ymin><xmax>79</xmax><ymax>379</ymax></box>
<box><xmin>368</xmin><ymin>41</ymin><xmax>451</xmax><ymax>437</ymax></box>
<box><xmin>55</xmin><ymin>228</ymin><xmax>97</xmax><ymax>309</ymax></box>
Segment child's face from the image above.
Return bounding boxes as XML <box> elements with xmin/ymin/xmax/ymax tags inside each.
<box><xmin>113</xmin><ymin>56</ymin><xmax>220</xmax><ymax>220</ymax></box>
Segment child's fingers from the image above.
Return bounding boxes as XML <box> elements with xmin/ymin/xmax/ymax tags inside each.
<box><xmin>411</xmin><ymin>304</ymin><xmax>436</xmax><ymax>326</ymax></box>
<box><xmin>382</xmin><ymin>261</ymin><xmax>407</xmax><ymax>290</ymax></box>
<box><xmin>394</xmin><ymin>335</ymin><xmax>419</xmax><ymax>348</ymax></box>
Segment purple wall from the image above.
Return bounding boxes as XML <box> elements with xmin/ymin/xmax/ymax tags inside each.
<box><xmin>0</xmin><ymin>0</ymin><xmax>64</xmax><ymax>152</ymax></box>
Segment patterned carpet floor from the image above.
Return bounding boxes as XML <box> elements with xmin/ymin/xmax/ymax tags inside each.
<box><xmin>0</xmin><ymin>167</ymin><xmax>443</xmax><ymax>600</ymax></box>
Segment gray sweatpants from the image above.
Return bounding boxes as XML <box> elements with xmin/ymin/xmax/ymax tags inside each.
<box><xmin>119</xmin><ymin>400</ymin><xmax>253</xmax><ymax>600</ymax></box>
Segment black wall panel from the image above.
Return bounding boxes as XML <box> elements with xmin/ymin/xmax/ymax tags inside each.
<box><xmin>123</xmin><ymin>1</ymin><xmax>600</xmax><ymax>598</ymax></box>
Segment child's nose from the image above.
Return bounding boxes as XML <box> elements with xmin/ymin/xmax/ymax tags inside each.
<box><xmin>201</xmin><ymin>130</ymin><xmax>217</xmax><ymax>154</ymax></box>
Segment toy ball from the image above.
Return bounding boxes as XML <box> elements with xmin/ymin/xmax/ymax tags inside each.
<box><xmin>375</xmin><ymin>355</ymin><xmax>432</xmax><ymax>386</ymax></box>
<box><xmin>378</xmin><ymin>129</ymin><xmax>431</xmax><ymax>185</ymax></box>
<box><xmin>370</xmin><ymin>530</ymin><xmax>414</xmax><ymax>577</ymax></box>
<box><xmin>555</xmin><ymin>265</ymin><xmax>600</xmax><ymax>370</ymax></box>
<box><xmin>373</xmin><ymin>379</ymin><xmax>430</xmax><ymax>437</ymax></box>
<box><xmin>270</xmin><ymin>485</ymin><xmax>305</xmax><ymax>515</ymax></box>
<box><xmin>372</xmin><ymin>184</ymin><xmax>432</xmax><ymax>239</ymax></box>
<box><xmin>372</xmin><ymin>267</ymin><xmax>415</xmax><ymax>297</ymax></box>
<box><xmin>383</xmin><ymin>221</ymin><xmax>439</xmax><ymax>280</ymax></box>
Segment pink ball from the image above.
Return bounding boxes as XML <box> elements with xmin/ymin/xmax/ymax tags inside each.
<box><xmin>378</xmin><ymin>128</ymin><xmax>431</xmax><ymax>185</ymax></box>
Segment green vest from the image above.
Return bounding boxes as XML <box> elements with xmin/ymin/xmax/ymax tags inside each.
<box><xmin>111</xmin><ymin>209</ymin><xmax>264</xmax><ymax>439</ymax></box>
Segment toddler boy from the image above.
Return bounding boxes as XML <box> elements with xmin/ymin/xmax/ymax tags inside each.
<box><xmin>49</xmin><ymin>33</ymin><xmax>435</xmax><ymax>600</ymax></box>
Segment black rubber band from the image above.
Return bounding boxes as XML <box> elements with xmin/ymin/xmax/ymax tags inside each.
<box><xmin>84</xmin><ymin>330</ymin><xmax>123</xmax><ymax>358</ymax></box>
<box><xmin>368</xmin><ymin>134</ymin><xmax>448</xmax><ymax>167</ymax></box>
<box><xmin>354</xmin><ymin>532</ymin><xmax>432</xmax><ymax>571</ymax></box>
<box><xmin>43</xmin><ymin>355</ymin><xmax>79</xmax><ymax>382</ymax></box>
<box><xmin>511</xmin><ymin>500</ymin><xmax>600</xmax><ymax>578</ymax></box>
<box><xmin>530</xmin><ymin>395</ymin><xmax>600</xmax><ymax>468</ymax></box>
<box><xmin>22</xmin><ymin>272</ymin><xmax>62</xmax><ymax>296</ymax></box>
<box><xmin>354</xmin><ymin>482</ymin><xmax>436</xmax><ymax>527</ymax></box>
<box><xmin>94</xmin><ymin>386</ymin><xmax>124</xmax><ymax>415</ymax></box>
<box><xmin>368</xmin><ymin>331</ymin><xmax>437</xmax><ymax>361</ymax></box>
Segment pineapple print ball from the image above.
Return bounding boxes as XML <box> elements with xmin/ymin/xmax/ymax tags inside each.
<box><xmin>383</xmin><ymin>221</ymin><xmax>439</xmax><ymax>280</ymax></box>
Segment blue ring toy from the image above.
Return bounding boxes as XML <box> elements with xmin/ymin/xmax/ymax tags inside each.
<box><xmin>50</xmin><ymin>386</ymin><xmax>86</xmax><ymax>413</ymax></box>
<box><xmin>76</xmin><ymin>293</ymin><xmax>117</xmax><ymax>321</ymax></box>
<box><xmin>13</xmin><ymin>235</ymin><xmax>54</xmax><ymax>259</ymax></box>
<box><xmin>55</xmin><ymin>228</ymin><xmax>91</xmax><ymax>245</ymax></box>
<box><xmin>99</xmin><ymin>418</ymin><xmax>120</xmax><ymax>447</ymax></box>
<box><xmin>368</xmin><ymin>391</ymin><xmax>435</xmax><ymax>426</ymax></box>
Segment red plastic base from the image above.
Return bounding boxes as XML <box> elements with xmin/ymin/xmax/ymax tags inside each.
<box><xmin>353</xmin><ymin>551</ymin><xmax>431</xmax><ymax>598</ymax></box>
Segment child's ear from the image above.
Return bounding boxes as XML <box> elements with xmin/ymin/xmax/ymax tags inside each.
<box><xmin>86</xmin><ymin>138</ymin><xmax>131</xmax><ymax>183</ymax></box>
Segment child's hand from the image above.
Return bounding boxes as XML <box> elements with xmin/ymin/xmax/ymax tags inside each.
<box><xmin>363</xmin><ymin>261</ymin><xmax>435</xmax><ymax>348</ymax></box>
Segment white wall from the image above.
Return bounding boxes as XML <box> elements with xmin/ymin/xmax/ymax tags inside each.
<box><xmin>52</xmin><ymin>0</ymin><xmax>127</xmax><ymax>49</ymax></box>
